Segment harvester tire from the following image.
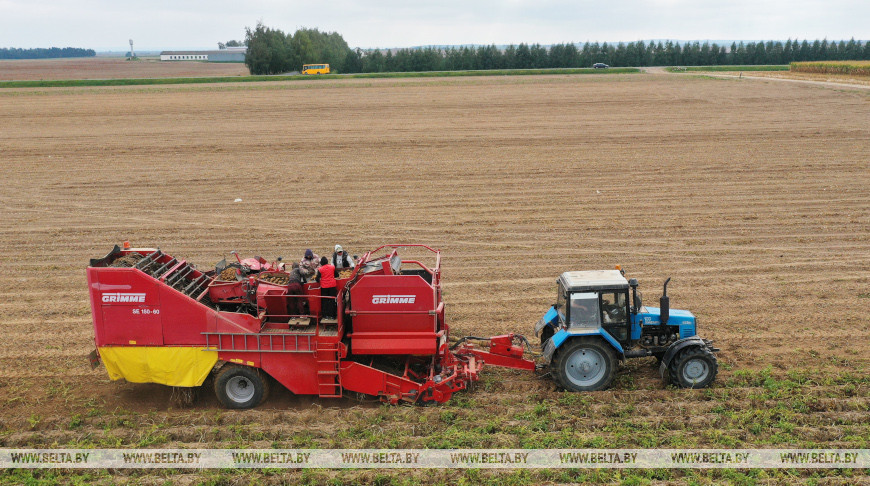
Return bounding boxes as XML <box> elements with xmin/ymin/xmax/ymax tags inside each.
<box><xmin>554</xmin><ymin>337</ymin><xmax>617</xmax><ymax>392</ymax></box>
<box><xmin>214</xmin><ymin>365</ymin><xmax>270</xmax><ymax>409</ymax></box>
<box><xmin>668</xmin><ymin>346</ymin><xmax>717</xmax><ymax>389</ymax></box>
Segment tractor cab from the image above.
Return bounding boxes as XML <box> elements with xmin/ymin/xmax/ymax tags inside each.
<box><xmin>536</xmin><ymin>268</ymin><xmax>719</xmax><ymax>392</ymax></box>
<box><xmin>555</xmin><ymin>270</ymin><xmax>631</xmax><ymax>343</ymax></box>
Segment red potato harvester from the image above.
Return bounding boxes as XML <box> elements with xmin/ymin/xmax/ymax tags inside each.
<box><xmin>87</xmin><ymin>243</ymin><xmax>535</xmax><ymax>408</ymax></box>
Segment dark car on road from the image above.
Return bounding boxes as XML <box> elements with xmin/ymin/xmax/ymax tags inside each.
<box><xmin>593</xmin><ymin>63</ymin><xmax>609</xmax><ymax>69</ymax></box>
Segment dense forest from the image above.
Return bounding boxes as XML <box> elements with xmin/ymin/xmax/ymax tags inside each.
<box><xmin>0</xmin><ymin>47</ymin><xmax>96</xmax><ymax>60</ymax></box>
<box><xmin>244</xmin><ymin>23</ymin><xmax>352</xmax><ymax>75</ymax></box>
<box><xmin>243</xmin><ymin>24</ymin><xmax>870</xmax><ymax>75</ymax></box>
<box><xmin>361</xmin><ymin>39</ymin><xmax>870</xmax><ymax>73</ymax></box>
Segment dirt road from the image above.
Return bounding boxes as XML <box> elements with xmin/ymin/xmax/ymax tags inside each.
<box><xmin>645</xmin><ymin>65</ymin><xmax>870</xmax><ymax>89</ymax></box>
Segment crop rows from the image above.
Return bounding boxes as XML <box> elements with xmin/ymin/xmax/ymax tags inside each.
<box><xmin>0</xmin><ymin>72</ymin><xmax>867</xmax><ymax>484</ymax></box>
<box><xmin>791</xmin><ymin>61</ymin><xmax>870</xmax><ymax>76</ymax></box>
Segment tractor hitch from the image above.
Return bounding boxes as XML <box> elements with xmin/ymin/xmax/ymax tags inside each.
<box><xmin>452</xmin><ymin>333</ymin><xmax>537</xmax><ymax>371</ymax></box>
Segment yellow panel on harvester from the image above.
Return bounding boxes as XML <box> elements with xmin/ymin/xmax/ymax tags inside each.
<box><xmin>99</xmin><ymin>347</ymin><xmax>218</xmax><ymax>387</ymax></box>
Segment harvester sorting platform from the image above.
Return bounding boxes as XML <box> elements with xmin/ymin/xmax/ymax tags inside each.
<box><xmin>87</xmin><ymin>243</ymin><xmax>718</xmax><ymax>409</ymax></box>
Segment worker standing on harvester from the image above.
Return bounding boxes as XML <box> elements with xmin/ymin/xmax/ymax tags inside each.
<box><xmin>317</xmin><ymin>256</ymin><xmax>337</xmax><ymax>319</ymax></box>
<box><xmin>299</xmin><ymin>249</ymin><xmax>320</xmax><ymax>281</ymax></box>
<box><xmin>332</xmin><ymin>244</ymin><xmax>354</xmax><ymax>268</ymax></box>
<box><xmin>286</xmin><ymin>262</ymin><xmax>305</xmax><ymax>317</ymax></box>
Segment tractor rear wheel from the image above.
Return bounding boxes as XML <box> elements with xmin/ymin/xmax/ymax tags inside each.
<box><xmin>554</xmin><ymin>338</ymin><xmax>617</xmax><ymax>392</ymax></box>
<box><xmin>214</xmin><ymin>365</ymin><xmax>270</xmax><ymax>409</ymax></box>
<box><xmin>668</xmin><ymin>346</ymin><xmax>718</xmax><ymax>389</ymax></box>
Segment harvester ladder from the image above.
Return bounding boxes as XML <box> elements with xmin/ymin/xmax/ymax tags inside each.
<box><xmin>314</xmin><ymin>342</ymin><xmax>342</xmax><ymax>398</ymax></box>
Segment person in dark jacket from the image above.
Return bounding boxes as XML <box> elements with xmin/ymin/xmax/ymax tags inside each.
<box><xmin>286</xmin><ymin>262</ymin><xmax>305</xmax><ymax>317</ymax></box>
<box><xmin>316</xmin><ymin>256</ymin><xmax>337</xmax><ymax>319</ymax></box>
<box><xmin>332</xmin><ymin>244</ymin><xmax>354</xmax><ymax>268</ymax></box>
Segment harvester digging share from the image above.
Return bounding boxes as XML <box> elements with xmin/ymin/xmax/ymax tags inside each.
<box><xmin>87</xmin><ymin>242</ymin><xmax>718</xmax><ymax>408</ymax></box>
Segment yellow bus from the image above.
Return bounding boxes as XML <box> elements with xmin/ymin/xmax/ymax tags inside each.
<box><xmin>302</xmin><ymin>64</ymin><xmax>330</xmax><ymax>75</ymax></box>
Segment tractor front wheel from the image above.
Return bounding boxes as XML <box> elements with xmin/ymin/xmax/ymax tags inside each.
<box><xmin>214</xmin><ymin>365</ymin><xmax>270</xmax><ymax>409</ymax></box>
<box><xmin>668</xmin><ymin>347</ymin><xmax>718</xmax><ymax>389</ymax></box>
<box><xmin>554</xmin><ymin>338</ymin><xmax>617</xmax><ymax>392</ymax></box>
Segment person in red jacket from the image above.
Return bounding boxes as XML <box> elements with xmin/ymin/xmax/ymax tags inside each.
<box><xmin>316</xmin><ymin>256</ymin><xmax>337</xmax><ymax>319</ymax></box>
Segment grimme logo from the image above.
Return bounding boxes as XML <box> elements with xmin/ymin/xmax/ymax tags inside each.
<box><xmin>371</xmin><ymin>294</ymin><xmax>416</xmax><ymax>304</ymax></box>
<box><xmin>102</xmin><ymin>293</ymin><xmax>146</xmax><ymax>303</ymax></box>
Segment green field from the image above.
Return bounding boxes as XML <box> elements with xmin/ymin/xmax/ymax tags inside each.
<box><xmin>0</xmin><ymin>67</ymin><xmax>640</xmax><ymax>89</ymax></box>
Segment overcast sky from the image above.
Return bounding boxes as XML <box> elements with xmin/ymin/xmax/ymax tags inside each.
<box><xmin>1</xmin><ymin>0</ymin><xmax>867</xmax><ymax>51</ymax></box>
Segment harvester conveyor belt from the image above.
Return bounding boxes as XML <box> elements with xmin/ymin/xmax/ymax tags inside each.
<box><xmin>151</xmin><ymin>258</ymin><xmax>177</xmax><ymax>279</ymax></box>
<box><xmin>133</xmin><ymin>250</ymin><xmax>162</xmax><ymax>271</ymax></box>
<box><xmin>165</xmin><ymin>266</ymin><xmax>194</xmax><ymax>287</ymax></box>
<box><xmin>183</xmin><ymin>274</ymin><xmax>210</xmax><ymax>296</ymax></box>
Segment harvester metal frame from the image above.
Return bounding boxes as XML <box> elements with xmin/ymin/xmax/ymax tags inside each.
<box><xmin>87</xmin><ymin>243</ymin><xmax>536</xmax><ymax>408</ymax></box>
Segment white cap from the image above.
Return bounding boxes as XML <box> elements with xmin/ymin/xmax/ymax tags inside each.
<box><xmin>335</xmin><ymin>245</ymin><xmax>343</xmax><ymax>252</ymax></box>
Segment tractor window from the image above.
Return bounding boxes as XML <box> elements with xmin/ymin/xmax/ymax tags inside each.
<box><xmin>601</xmin><ymin>292</ymin><xmax>627</xmax><ymax>325</ymax></box>
<box><xmin>569</xmin><ymin>292</ymin><xmax>600</xmax><ymax>329</ymax></box>
<box><xmin>555</xmin><ymin>285</ymin><xmax>567</xmax><ymax>323</ymax></box>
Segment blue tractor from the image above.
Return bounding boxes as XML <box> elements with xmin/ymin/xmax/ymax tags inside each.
<box><xmin>535</xmin><ymin>269</ymin><xmax>718</xmax><ymax>391</ymax></box>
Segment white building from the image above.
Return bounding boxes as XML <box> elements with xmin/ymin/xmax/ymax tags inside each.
<box><xmin>160</xmin><ymin>48</ymin><xmax>245</xmax><ymax>62</ymax></box>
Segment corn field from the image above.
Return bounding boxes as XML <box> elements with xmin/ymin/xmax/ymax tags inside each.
<box><xmin>791</xmin><ymin>60</ymin><xmax>870</xmax><ymax>76</ymax></box>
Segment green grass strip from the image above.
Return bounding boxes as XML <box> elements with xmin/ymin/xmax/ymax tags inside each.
<box><xmin>0</xmin><ymin>67</ymin><xmax>640</xmax><ymax>89</ymax></box>
<box><xmin>666</xmin><ymin>65</ymin><xmax>789</xmax><ymax>72</ymax></box>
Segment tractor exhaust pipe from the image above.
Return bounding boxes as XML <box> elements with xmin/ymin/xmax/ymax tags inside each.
<box><xmin>660</xmin><ymin>277</ymin><xmax>671</xmax><ymax>329</ymax></box>
<box><xmin>629</xmin><ymin>278</ymin><xmax>639</xmax><ymax>313</ymax></box>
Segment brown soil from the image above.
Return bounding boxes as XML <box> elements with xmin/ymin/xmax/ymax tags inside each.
<box><xmin>0</xmin><ymin>72</ymin><xmax>867</xmax><ymax>484</ymax></box>
<box><xmin>750</xmin><ymin>70</ymin><xmax>870</xmax><ymax>86</ymax></box>
<box><xmin>691</xmin><ymin>69</ymin><xmax>870</xmax><ymax>87</ymax></box>
<box><xmin>0</xmin><ymin>57</ymin><xmax>248</xmax><ymax>81</ymax></box>
<box><xmin>109</xmin><ymin>253</ymin><xmax>144</xmax><ymax>267</ymax></box>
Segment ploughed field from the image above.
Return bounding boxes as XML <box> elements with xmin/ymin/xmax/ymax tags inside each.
<box><xmin>0</xmin><ymin>73</ymin><xmax>868</xmax><ymax>484</ymax></box>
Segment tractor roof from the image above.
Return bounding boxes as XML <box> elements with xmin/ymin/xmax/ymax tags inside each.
<box><xmin>559</xmin><ymin>270</ymin><xmax>629</xmax><ymax>292</ymax></box>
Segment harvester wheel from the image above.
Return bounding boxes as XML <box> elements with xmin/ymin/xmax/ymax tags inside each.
<box><xmin>554</xmin><ymin>338</ymin><xmax>616</xmax><ymax>392</ymax></box>
<box><xmin>668</xmin><ymin>346</ymin><xmax>717</xmax><ymax>389</ymax></box>
<box><xmin>214</xmin><ymin>365</ymin><xmax>270</xmax><ymax>409</ymax></box>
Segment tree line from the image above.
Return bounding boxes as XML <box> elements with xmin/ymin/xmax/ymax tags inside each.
<box><xmin>0</xmin><ymin>47</ymin><xmax>96</xmax><ymax>60</ymax></box>
<box><xmin>362</xmin><ymin>39</ymin><xmax>870</xmax><ymax>72</ymax></box>
<box><xmin>244</xmin><ymin>23</ymin><xmax>353</xmax><ymax>75</ymax></box>
<box><xmin>218</xmin><ymin>40</ymin><xmax>245</xmax><ymax>49</ymax></box>
<box><xmin>244</xmin><ymin>23</ymin><xmax>870</xmax><ymax>74</ymax></box>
